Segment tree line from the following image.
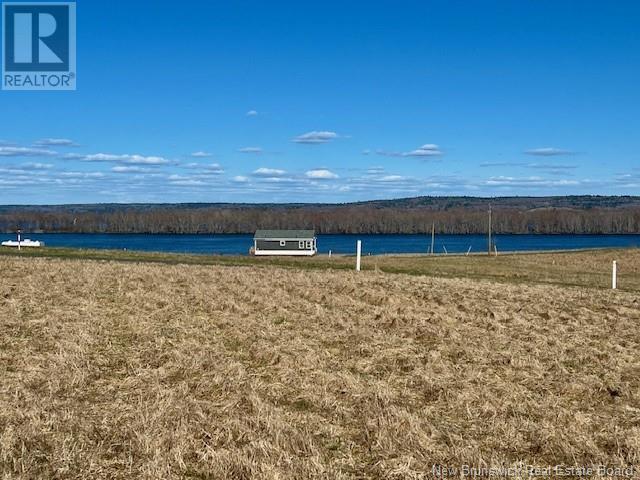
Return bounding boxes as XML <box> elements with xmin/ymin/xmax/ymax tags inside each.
<box><xmin>1</xmin><ymin>204</ymin><xmax>639</xmax><ymax>234</ymax></box>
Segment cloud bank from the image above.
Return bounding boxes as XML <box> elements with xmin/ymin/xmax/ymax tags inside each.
<box><xmin>292</xmin><ymin>131</ymin><xmax>339</xmax><ymax>144</ymax></box>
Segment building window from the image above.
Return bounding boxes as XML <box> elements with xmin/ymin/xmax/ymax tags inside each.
<box><xmin>280</xmin><ymin>240</ymin><xmax>286</xmax><ymax>247</ymax></box>
<box><xmin>299</xmin><ymin>241</ymin><xmax>304</xmax><ymax>249</ymax></box>
<box><xmin>305</xmin><ymin>240</ymin><xmax>312</xmax><ymax>249</ymax></box>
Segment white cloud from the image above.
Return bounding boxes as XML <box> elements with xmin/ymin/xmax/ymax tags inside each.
<box><xmin>527</xmin><ymin>163</ymin><xmax>577</xmax><ymax>170</ymax></box>
<box><xmin>525</xmin><ymin>147</ymin><xmax>573</xmax><ymax>156</ymax></box>
<box><xmin>112</xmin><ymin>166</ymin><xmax>153</xmax><ymax>173</ymax></box>
<box><xmin>258</xmin><ymin>176</ymin><xmax>298</xmax><ymax>183</ymax></box>
<box><xmin>305</xmin><ymin>169</ymin><xmax>339</xmax><ymax>179</ymax></box>
<box><xmin>375</xmin><ymin>143</ymin><xmax>443</xmax><ymax>158</ymax></box>
<box><xmin>183</xmin><ymin>162</ymin><xmax>224</xmax><ymax>173</ymax></box>
<box><xmin>292</xmin><ymin>131</ymin><xmax>339</xmax><ymax>144</ymax></box>
<box><xmin>379</xmin><ymin>175</ymin><xmax>406</xmax><ymax>182</ymax></box>
<box><xmin>34</xmin><ymin>138</ymin><xmax>78</xmax><ymax>147</ymax></box>
<box><xmin>59</xmin><ymin>171</ymin><xmax>106</xmax><ymax>178</ymax></box>
<box><xmin>246</xmin><ymin>110</ymin><xmax>258</xmax><ymax>117</ymax></box>
<box><xmin>0</xmin><ymin>146</ymin><xmax>56</xmax><ymax>157</ymax></box>
<box><xmin>484</xmin><ymin>176</ymin><xmax>580</xmax><ymax>187</ymax></box>
<box><xmin>252</xmin><ymin>167</ymin><xmax>287</xmax><ymax>177</ymax></box>
<box><xmin>81</xmin><ymin>153</ymin><xmax>170</xmax><ymax>165</ymax></box>
<box><xmin>59</xmin><ymin>153</ymin><xmax>84</xmax><ymax>160</ymax></box>
<box><xmin>615</xmin><ymin>173</ymin><xmax>640</xmax><ymax>187</ymax></box>
<box><xmin>341</xmin><ymin>173</ymin><xmax>425</xmax><ymax>194</ymax></box>
<box><xmin>201</xmin><ymin>163</ymin><xmax>224</xmax><ymax>173</ymax></box>
<box><xmin>165</xmin><ymin>174</ymin><xmax>208</xmax><ymax>186</ymax></box>
<box><xmin>238</xmin><ymin>147</ymin><xmax>263</xmax><ymax>154</ymax></box>
<box><xmin>191</xmin><ymin>151</ymin><xmax>212</xmax><ymax>158</ymax></box>
<box><xmin>20</xmin><ymin>162</ymin><xmax>54</xmax><ymax>170</ymax></box>
<box><xmin>404</xmin><ymin>144</ymin><xmax>443</xmax><ymax>157</ymax></box>
<box><xmin>232</xmin><ymin>175</ymin><xmax>249</xmax><ymax>183</ymax></box>
<box><xmin>169</xmin><ymin>178</ymin><xmax>206</xmax><ymax>186</ymax></box>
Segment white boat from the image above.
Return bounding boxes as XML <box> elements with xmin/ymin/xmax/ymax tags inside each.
<box><xmin>1</xmin><ymin>239</ymin><xmax>44</xmax><ymax>248</ymax></box>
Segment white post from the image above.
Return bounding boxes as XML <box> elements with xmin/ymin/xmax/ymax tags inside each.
<box><xmin>356</xmin><ymin>240</ymin><xmax>361</xmax><ymax>271</ymax></box>
<box><xmin>328</xmin><ymin>249</ymin><xmax>332</xmax><ymax>258</ymax></box>
<box><xmin>612</xmin><ymin>260</ymin><xmax>617</xmax><ymax>290</ymax></box>
<box><xmin>430</xmin><ymin>222</ymin><xmax>435</xmax><ymax>255</ymax></box>
<box><xmin>17</xmin><ymin>230</ymin><xmax>21</xmax><ymax>251</ymax></box>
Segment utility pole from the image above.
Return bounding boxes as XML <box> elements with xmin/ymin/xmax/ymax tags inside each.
<box><xmin>430</xmin><ymin>222</ymin><xmax>435</xmax><ymax>255</ymax></box>
<box><xmin>488</xmin><ymin>206</ymin><xmax>492</xmax><ymax>256</ymax></box>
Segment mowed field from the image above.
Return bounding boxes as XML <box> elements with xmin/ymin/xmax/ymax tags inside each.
<box><xmin>0</xmin><ymin>251</ymin><xmax>639</xmax><ymax>478</ymax></box>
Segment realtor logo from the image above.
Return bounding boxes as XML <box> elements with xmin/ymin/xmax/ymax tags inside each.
<box><xmin>2</xmin><ymin>2</ymin><xmax>76</xmax><ymax>90</ymax></box>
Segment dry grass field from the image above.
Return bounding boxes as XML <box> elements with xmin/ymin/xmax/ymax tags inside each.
<box><xmin>1</xmin><ymin>252</ymin><xmax>639</xmax><ymax>478</ymax></box>
<box><xmin>2</xmin><ymin>246</ymin><xmax>639</xmax><ymax>291</ymax></box>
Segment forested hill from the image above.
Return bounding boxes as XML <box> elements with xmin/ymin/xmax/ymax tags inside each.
<box><xmin>1</xmin><ymin>195</ymin><xmax>640</xmax><ymax>234</ymax></box>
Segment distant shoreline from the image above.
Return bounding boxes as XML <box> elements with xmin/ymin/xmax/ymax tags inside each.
<box><xmin>2</xmin><ymin>195</ymin><xmax>640</xmax><ymax>236</ymax></box>
<box><xmin>3</xmin><ymin>232</ymin><xmax>640</xmax><ymax>236</ymax></box>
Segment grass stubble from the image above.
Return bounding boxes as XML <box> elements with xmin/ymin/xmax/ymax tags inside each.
<box><xmin>0</xmin><ymin>250</ymin><xmax>639</xmax><ymax>478</ymax></box>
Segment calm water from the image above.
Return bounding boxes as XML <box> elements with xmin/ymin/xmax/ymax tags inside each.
<box><xmin>5</xmin><ymin>233</ymin><xmax>640</xmax><ymax>255</ymax></box>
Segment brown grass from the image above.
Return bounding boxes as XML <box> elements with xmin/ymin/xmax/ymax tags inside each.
<box><xmin>0</xmin><ymin>255</ymin><xmax>639</xmax><ymax>478</ymax></box>
<box><xmin>2</xmin><ymin>246</ymin><xmax>639</xmax><ymax>292</ymax></box>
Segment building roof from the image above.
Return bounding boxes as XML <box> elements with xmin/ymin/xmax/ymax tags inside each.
<box><xmin>254</xmin><ymin>229</ymin><xmax>315</xmax><ymax>239</ymax></box>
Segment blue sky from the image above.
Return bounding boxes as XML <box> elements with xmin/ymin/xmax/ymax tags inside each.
<box><xmin>1</xmin><ymin>0</ymin><xmax>639</xmax><ymax>204</ymax></box>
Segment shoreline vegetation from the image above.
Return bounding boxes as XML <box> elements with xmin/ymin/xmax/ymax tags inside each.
<box><xmin>1</xmin><ymin>195</ymin><xmax>640</xmax><ymax>234</ymax></box>
<box><xmin>5</xmin><ymin>231</ymin><xmax>640</xmax><ymax>236</ymax></box>
<box><xmin>1</xmin><ymin>249</ymin><xmax>639</xmax><ymax>477</ymax></box>
<box><xmin>1</xmin><ymin>246</ymin><xmax>638</xmax><ymax>292</ymax></box>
